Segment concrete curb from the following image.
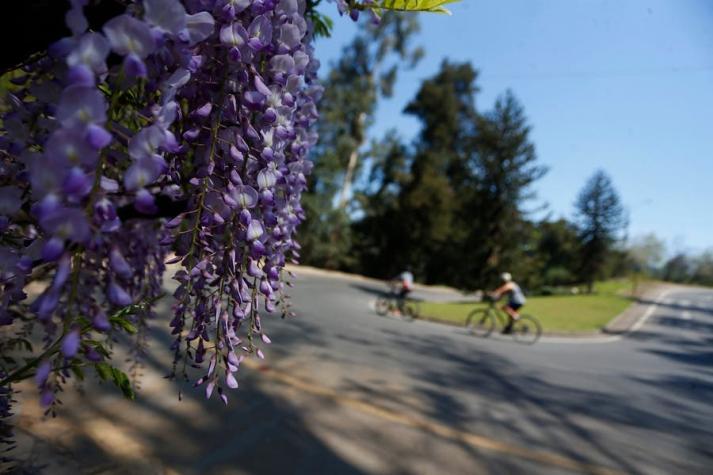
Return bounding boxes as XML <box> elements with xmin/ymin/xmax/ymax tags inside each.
<box><xmin>601</xmin><ymin>283</ymin><xmax>670</xmax><ymax>334</ymax></box>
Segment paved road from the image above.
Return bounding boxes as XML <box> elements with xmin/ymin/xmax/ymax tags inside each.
<box><xmin>14</xmin><ymin>274</ymin><xmax>713</xmax><ymax>474</ymax></box>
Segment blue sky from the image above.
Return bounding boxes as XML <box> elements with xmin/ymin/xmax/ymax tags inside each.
<box><xmin>313</xmin><ymin>0</ymin><xmax>713</xmax><ymax>254</ymax></box>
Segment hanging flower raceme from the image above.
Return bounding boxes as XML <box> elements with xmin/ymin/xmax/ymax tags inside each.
<box><xmin>163</xmin><ymin>0</ymin><xmax>323</xmax><ymax>404</ymax></box>
<box><xmin>0</xmin><ymin>0</ymin><xmax>322</xmax><ymax>444</ymax></box>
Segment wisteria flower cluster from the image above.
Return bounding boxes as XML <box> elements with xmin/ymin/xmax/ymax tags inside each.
<box><xmin>0</xmin><ymin>0</ymin><xmax>322</xmax><ymax>450</ymax></box>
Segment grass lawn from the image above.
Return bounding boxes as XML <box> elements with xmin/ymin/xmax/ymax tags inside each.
<box><xmin>419</xmin><ymin>279</ymin><xmax>635</xmax><ymax>333</ymax></box>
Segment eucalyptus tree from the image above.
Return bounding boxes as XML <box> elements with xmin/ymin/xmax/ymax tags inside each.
<box><xmin>301</xmin><ymin>12</ymin><xmax>422</xmax><ymax>267</ymax></box>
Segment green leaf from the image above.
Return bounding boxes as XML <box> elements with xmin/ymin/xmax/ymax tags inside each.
<box><xmin>94</xmin><ymin>362</ymin><xmax>112</xmax><ymax>381</ymax></box>
<box><xmin>4</xmin><ymin>338</ymin><xmax>33</xmax><ymax>352</ymax></box>
<box><xmin>376</xmin><ymin>0</ymin><xmax>460</xmax><ymax>14</ymax></box>
<box><xmin>111</xmin><ymin>367</ymin><xmax>135</xmax><ymax>400</ymax></box>
<box><xmin>95</xmin><ymin>363</ymin><xmax>135</xmax><ymax>400</ymax></box>
<box><xmin>110</xmin><ymin>317</ymin><xmax>138</xmax><ymax>335</ymax></box>
<box><xmin>109</xmin><ymin>304</ymin><xmax>141</xmax><ymax>334</ymax></box>
<box><xmin>112</xmin><ymin>303</ymin><xmax>142</xmax><ymax>319</ymax></box>
<box><xmin>307</xmin><ymin>10</ymin><xmax>333</xmax><ymax>38</ymax></box>
<box><xmin>70</xmin><ymin>364</ymin><xmax>85</xmax><ymax>381</ymax></box>
<box><xmin>88</xmin><ymin>342</ymin><xmax>111</xmax><ymax>359</ymax></box>
<box><xmin>17</xmin><ymin>338</ymin><xmax>33</xmax><ymax>352</ymax></box>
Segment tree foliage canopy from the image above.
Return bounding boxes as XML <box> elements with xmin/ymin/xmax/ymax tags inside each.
<box><xmin>574</xmin><ymin>170</ymin><xmax>626</xmax><ymax>291</ymax></box>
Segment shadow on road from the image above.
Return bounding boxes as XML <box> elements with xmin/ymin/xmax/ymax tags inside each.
<box><xmin>636</xmin><ymin>298</ymin><xmax>713</xmax><ymax>318</ymax></box>
<box><xmin>13</xmin><ymin>284</ymin><xmax>713</xmax><ymax>474</ymax></box>
<box><xmin>13</xmin><ymin>303</ymin><xmax>368</xmax><ymax>475</ymax></box>
<box><xmin>17</xmin><ymin>379</ymin><xmax>368</xmax><ymax>475</ymax></box>
<box><xmin>650</xmin><ymin>315</ymin><xmax>713</xmax><ymax>333</ymax></box>
<box><xmin>351</xmin><ymin>326</ymin><xmax>713</xmax><ymax>474</ymax></box>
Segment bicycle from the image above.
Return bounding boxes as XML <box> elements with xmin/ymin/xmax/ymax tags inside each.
<box><xmin>465</xmin><ymin>296</ymin><xmax>542</xmax><ymax>344</ymax></box>
<box><xmin>375</xmin><ymin>283</ymin><xmax>421</xmax><ymax>320</ymax></box>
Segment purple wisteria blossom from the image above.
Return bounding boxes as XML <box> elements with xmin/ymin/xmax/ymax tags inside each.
<box><xmin>0</xmin><ymin>0</ymin><xmax>322</xmax><ymax>446</ymax></box>
<box><xmin>104</xmin><ymin>14</ymin><xmax>156</xmax><ymax>77</ymax></box>
<box><xmin>66</xmin><ymin>33</ymin><xmax>110</xmax><ymax>75</ymax></box>
<box><xmin>144</xmin><ymin>0</ymin><xmax>188</xmax><ymax>35</ymax></box>
<box><xmin>56</xmin><ymin>86</ymin><xmax>107</xmax><ymax>127</ymax></box>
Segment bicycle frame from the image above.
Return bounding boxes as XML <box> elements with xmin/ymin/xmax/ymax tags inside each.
<box><xmin>467</xmin><ymin>297</ymin><xmax>542</xmax><ymax>344</ymax></box>
<box><xmin>375</xmin><ymin>286</ymin><xmax>421</xmax><ymax>319</ymax></box>
<box><xmin>483</xmin><ymin>299</ymin><xmax>511</xmax><ymax>328</ymax></box>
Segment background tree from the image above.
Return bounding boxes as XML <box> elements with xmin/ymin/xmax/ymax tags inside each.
<box><xmin>459</xmin><ymin>90</ymin><xmax>547</xmax><ymax>288</ymax></box>
<box><xmin>350</xmin><ymin>131</ymin><xmax>413</xmax><ymax>277</ymax></box>
<box><xmin>627</xmin><ymin>233</ymin><xmax>666</xmax><ymax>293</ymax></box>
<box><xmin>300</xmin><ymin>13</ymin><xmax>422</xmax><ymax>268</ymax></box>
<box><xmin>396</xmin><ymin>61</ymin><xmax>478</xmax><ymax>283</ymax></box>
<box><xmin>352</xmin><ymin>63</ymin><xmax>546</xmax><ymax>290</ymax></box>
<box><xmin>535</xmin><ymin>218</ymin><xmax>580</xmax><ymax>287</ymax></box>
<box><xmin>658</xmin><ymin>249</ymin><xmax>713</xmax><ymax>287</ymax></box>
<box><xmin>691</xmin><ymin>251</ymin><xmax>713</xmax><ymax>286</ymax></box>
<box><xmin>574</xmin><ymin>170</ymin><xmax>626</xmax><ymax>292</ymax></box>
<box><xmin>350</xmin><ymin>61</ymin><xmax>478</xmax><ymax>282</ymax></box>
<box><xmin>662</xmin><ymin>253</ymin><xmax>691</xmax><ymax>283</ymax></box>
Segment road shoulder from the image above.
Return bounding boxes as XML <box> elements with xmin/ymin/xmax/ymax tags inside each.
<box><xmin>602</xmin><ymin>283</ymin><xmax>672</xmax><ymax>334</ymax></box>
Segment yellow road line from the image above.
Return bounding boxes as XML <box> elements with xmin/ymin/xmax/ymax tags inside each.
<box><xmin>243</xmin><ymin>360</ymin><xmax>622</xmax><ymax>475</ymax></box>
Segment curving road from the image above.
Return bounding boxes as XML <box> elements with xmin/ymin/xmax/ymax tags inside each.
<box><xmin>14</xmin><ymin>272</ymin><xmax>713</xmax><ymax>474</ymax></box>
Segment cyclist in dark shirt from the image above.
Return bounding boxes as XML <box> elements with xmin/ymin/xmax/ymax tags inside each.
<box><xmin>393</xmin><ymin>268</ymin><xmax>414</xmax><ymax>315</ymax></box>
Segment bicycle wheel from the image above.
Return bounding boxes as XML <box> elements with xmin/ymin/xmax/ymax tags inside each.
<box><xmin>512</xmin><ymin>315</ymin><xmax>542</xmax><ymax>344</ymax></box>
<box><xmin>404</xmin><ymin>300</ymin><xmax>421</xmax><ymax>319</ymax></box>
<box><xmin>375</xmin><ymin>297</ymin><xmax>390</xmax><ymax>316</ymax></box>
<box><xmin>465</xmin><ymin>309</ymin><xmax>496</xmax><ymax>337</ymax></box>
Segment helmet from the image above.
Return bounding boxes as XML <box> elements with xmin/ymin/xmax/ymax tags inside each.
<box><xmin>500</xmin><ymin>272</ymin><xmax>512</xmax><ymax>282</ymax></box>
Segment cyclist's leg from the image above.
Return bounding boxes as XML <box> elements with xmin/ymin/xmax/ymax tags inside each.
<box><xmin>502</xmin><ymin>303</ymin><xmax>522</xmax><ymax>333</ymax></box>
<box><xmin>397</xmin><ymin>288</ymin><xmax>409</xmax><ymax>313</ymax></box>
<box><xmin>502</xmin><ymin>304</ymin><xmax>521</xmax><ymax>320</ymax></box>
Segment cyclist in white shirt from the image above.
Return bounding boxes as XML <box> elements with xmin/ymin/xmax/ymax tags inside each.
<box><xmin>490</xmin><ymin>272</ymin><xmax>526</xmax><ymax>334</ymax></box>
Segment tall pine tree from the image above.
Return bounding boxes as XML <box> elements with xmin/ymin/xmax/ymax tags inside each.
<box><xmin>354</xmin><ymin>64</ymin><xmax>546</xmax><ymax>289</ymax></box>
<box><xmin>461</xmin><ymin>91</ymin><xmax>547</xmax><ymax>288</ymax></box>
<box><xmin>574</xmin><ymin>170</ymin><xmax>626</xmax><ymax>292</ymax></box>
